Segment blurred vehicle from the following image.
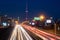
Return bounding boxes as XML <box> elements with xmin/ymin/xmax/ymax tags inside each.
<box><xmin>29</xmin><ymin>20</ymin><xmax>44</xmax><ymax>27</ymax></box>
<box><xmin>29</xmin><ymin>19</ymin><xmax>55</xmax><ymax>29</ymax></box>
<box><xmin>29</xmin><ymin>22</ymin><xmax>35</xmax><ymax>26</ymax></box>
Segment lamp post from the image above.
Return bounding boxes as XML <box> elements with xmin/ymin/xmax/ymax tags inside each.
<box><xmin>50</xmin><ymin>17</ymin><xmax>57</xmax><ymax>39</ymax></box>
<box><xmin>54</xmin><ymin>23</ymin><xmax>56</xmax><ymax>35</ymax></box>
<box><xmin>52</xmin><ymin>19</ymin><xmax>57</xmax><ymax>39</ymax></box>
<box><xmin>54</xmin><ymin>23</ymin><xmax>57</xmax><ymax>40</ymax></box>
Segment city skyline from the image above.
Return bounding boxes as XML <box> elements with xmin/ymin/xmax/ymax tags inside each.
<box><xmin>0</xmin><ymin>0</ymin><xmax>60</xmax><ymax>20</ymax></box>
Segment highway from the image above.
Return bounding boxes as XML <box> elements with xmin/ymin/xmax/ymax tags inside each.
<box><xmin>0</xmin><ymin>24</ymin><xmax>43</xmax><ymax>40</ymax></box>
<box><xmin>9</xmin><ymin>24</ymin><xmax>33</xmax><ymax>40</ymax></box>
<box><xmin>0</xmin><ymin>24</ymin><xmax>60</xmax><ymax>40</ymax></box>
<box><xmin>22</xmin><ymin>24</ymin><xmax>60</xmax><ymax>40</ymax></box>
<box><xmin>0</xmin><ymin>24</ymin><xmax>33</xmax><ymax>40</ymax></box>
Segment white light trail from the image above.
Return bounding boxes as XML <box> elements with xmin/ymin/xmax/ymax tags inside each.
<box><xmin>19</xmin><ymin>26</ymin><xmax>33</xmax><ymax>40</ymax></box>
<box><xmin>9</xmin><ymin>24</ymin><xmax>33</xmax><ymax>40</ymax></box>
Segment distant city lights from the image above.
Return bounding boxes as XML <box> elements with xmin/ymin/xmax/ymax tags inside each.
<box><xmin>2</xmin><ymin>22</ymin><xmax>7</xmax><ymax>26</ymax></box>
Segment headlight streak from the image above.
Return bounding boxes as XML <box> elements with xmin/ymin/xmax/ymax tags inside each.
<box><xmin>9</xmin><ymin>24</ymin><xmax>33</xmax><ymax>40</ymax></box>
<box><xmin>22</xmin><ymin>25</ymin><xmax>60</xmax><ymax>40</ymax></box>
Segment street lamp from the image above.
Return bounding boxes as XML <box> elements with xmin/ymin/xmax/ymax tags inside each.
<box><xmin>39</xmin><ymin>15</ymin><xmax>45</xmax><ymax>21</ymax></box>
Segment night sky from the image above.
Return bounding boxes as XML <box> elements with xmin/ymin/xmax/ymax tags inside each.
<box><xmin>0</xmin><ymin>0</ymin><xmax>60</xmax><ymax>20</ymax></box>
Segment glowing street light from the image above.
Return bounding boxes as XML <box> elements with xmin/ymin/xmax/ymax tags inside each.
<box><xmin>39</xmin><ymin>15</ymin><xmax>45</xmax><ymax>21</ymax></box>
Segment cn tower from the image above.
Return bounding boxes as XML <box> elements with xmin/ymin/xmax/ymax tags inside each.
<box><xmin>25</xmin><ymin>0</ymin><xmax>28</xmax><ymax>21</ymax></box>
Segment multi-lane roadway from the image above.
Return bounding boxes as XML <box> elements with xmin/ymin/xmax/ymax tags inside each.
<box><xmin>10</xmin><ymin>25</ymin><xmax>33</xmax><ymax>40</ymax></box>
<box><xmin>0</xmin><ymin>23</ymin><xmax>60</xmax><ymax>40</ymax></box>
<box><xmin>22</xmin><ymin>24</ymin><xmax>60</xmax><ymax>40</ymax></box>
<box><xmin>0</xmin><ymin>24</ymin><xmax>33</xmax><ymax>40</ymax></box>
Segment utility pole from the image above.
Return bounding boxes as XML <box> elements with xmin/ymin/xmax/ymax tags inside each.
<box><xmin>25</xmin><ymin>0</ymin><xmax>28</xmax><ymax>21</ymax></box>
<box><xmin>54</xmin><ymin>23</ymin><xmax>57</xmax><ymax>40</ymax></box>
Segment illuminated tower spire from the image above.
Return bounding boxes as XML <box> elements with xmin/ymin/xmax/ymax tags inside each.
<box><xmin>25</xmin><ymin>0</ymin><xmax>28</xmax><ymax>21</ymax></box>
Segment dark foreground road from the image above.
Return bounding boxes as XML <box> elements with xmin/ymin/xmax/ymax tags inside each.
<box><xmin>0</xmin><ymin>27</ymin><xmax>14</xmax><ymax>40</ymax></box>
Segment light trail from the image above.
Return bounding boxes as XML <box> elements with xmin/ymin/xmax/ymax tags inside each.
<box><xmin>22</xmin><ymin>25</ymin><xmax>50</xmax><ymax>40</ymax></box>
<box><xmin>9</xmin><ymin>25</ymin><xmax>17</xmax><ymax>40</ymax></box>
<box><xmin>9</xmin><ymin>24</ymin><xmax>33</xmax><ymax>40</ymax></box>
<box><xmin>19</xmin><ymin>26</ymin><xmax>33</xmax><ymax>40</ymax></box>
<box><xmin>22</xmin><ymin>24</ymin><xmax>60</xmax><ymax>40</ymax></box>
